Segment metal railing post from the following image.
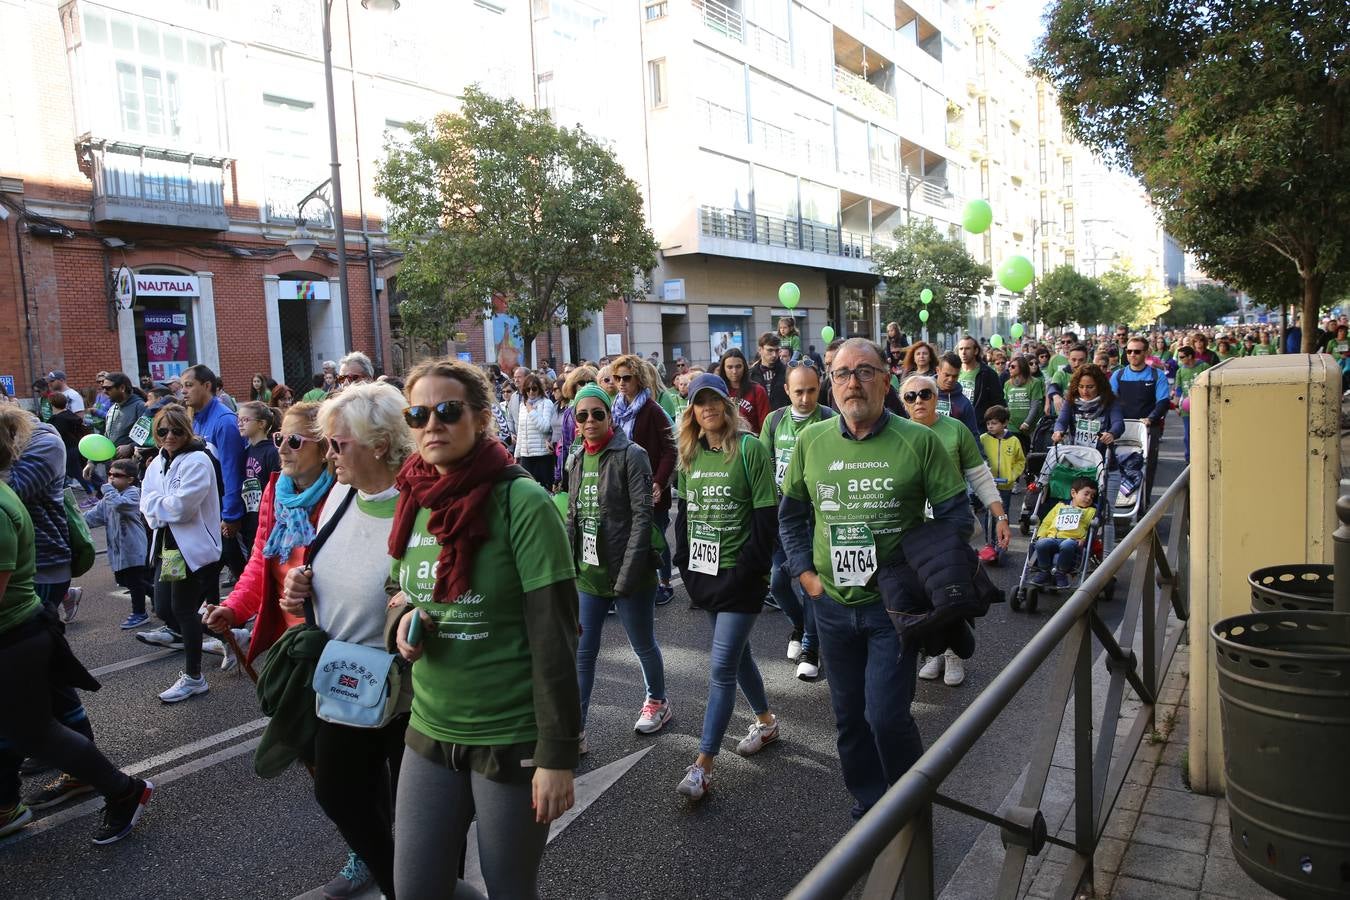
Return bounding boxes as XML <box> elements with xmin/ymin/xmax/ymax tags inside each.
<box><xmin>1073</xmin><ymin>623</ymin><xmax>1096</xmax><ymax>893</ymax></box>
<box><xmin>1335</xmin><ymin>494</ymin><xmax>1350</xmax><ymax>613</ymax></box>
<box><xmin>901</xmin><ymin>804</ymin><xmax>934</xmax><ymax>900</ymax></box>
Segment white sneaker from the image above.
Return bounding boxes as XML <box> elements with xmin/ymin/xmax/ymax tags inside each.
<box><xmin>634</xmin><ymin>697</ymin><xmax>673</xmax><ymax>734</ymax></box>
<box><xmin>786</xmin><ymin>630</ymin><xmax>803</xmax><ymax>662</ymax></box>
<box><xmin>201</xmin><ymin>637</ymin><xmax>225</xmax><ymax>656</ymax></box>
<box><xmin>735</xmin><ymin>716</ymin><xmax>779</xmax><ymax>756</ymax></box>
<box><xmin>61</xmin><ymin>587</ymin><xmax>83</xmax><ymax>623</ymax></box>
<box><xmin>918</xmin><ymin>653</ymin><xmax>945</xmax><ymax>680</ymax></box>
<box><xmin>158</xmin><ymin>673</ymin><xmax>208</xmax><ymax>703</ymax></box>
<box><xmin>943</xmin><ymin>650</ymin><xmax>966</xmax><ymax>686</ymax></box>
<box><xmin>676</xmin><ymin>764</ymin><xmax>710</xmax><ymax>801</ymax></box>
<box><xmin>136</xmin><ymin>625</ymin><xmax>182</xmax><ymax>649</ymax></box>
<box><xmin>796</xmin><ymin>649</ymin><xmax>820</xmax><ymax>681</ymax></box>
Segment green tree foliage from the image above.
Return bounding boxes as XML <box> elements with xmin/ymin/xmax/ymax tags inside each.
<box><xmin>1097</xmin><ymin>267</ymin><xmax>1143</xmax><ymax>327</ymax></box>
<box><xmin>1035</xmin><ymin>1</ymin><xmax>1350</xmax><ymax>350</ymax></box>
<box><xmin>1162</xmin><ymin>283</ymin><xmax>1237</xmax><ymax>327</ymax></box>
<box><xmin>1035</xmin><ymin>265</ymin><xmax>1104</xmax><ymax>328</ymax></box>
<box><xmin>376</xmin><ymin>86</ymin><xmax>658</xmax><ymax>349</ymax></box>
<box><xmin>873</xmin><ymin>221</ymin><xmax>991</xmax><ymax>337</ymax></box>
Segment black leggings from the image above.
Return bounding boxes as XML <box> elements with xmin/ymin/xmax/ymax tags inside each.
<box><xmin>0</xmin><ymin>621</ymin><xmax>131</xmax><ymax>807</ymax></box>
<box><xmin>153</xmin><ymin>561</ymin><xmax>218</xmax><ymax>678</ymax></box>
<box><xmin>312</xmin><ymin>715</ymin><xmax>408</xmax><ymax>898</ymax></box>
<box><xmin>115</xmin><ymin>566</ymin><xmax>154</xmax><ymax>617</ymax></box>
<box><xmin>518</xmin><ymin>454</ymin><xmax>554</xmax><ymax>488</ymax></box>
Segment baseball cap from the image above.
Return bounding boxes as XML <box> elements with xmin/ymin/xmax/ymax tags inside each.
<box><xmin>687</xmin><ymin>373</ymin><xmax>729</xmax><ymax>402</ymax></box>
<box><xmin>47</xmin><ymin>370</ymin><xmax>67</xmax><ymax>381</ymax></box>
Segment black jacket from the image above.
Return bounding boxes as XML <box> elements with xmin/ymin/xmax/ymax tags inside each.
<box><xmin>749</xmin><ymin>359</ymin><xmax>789</xmax><ymax>410</ymax></box>
<box><xmin>563</xmin><ymin>429</ymin><xmax>657</xmax><ymax>596</ymax></box>
<box><xmin>965</xmin><ymin>363</ymin><xmax>1005</xmax><ymax>425</ymax></box>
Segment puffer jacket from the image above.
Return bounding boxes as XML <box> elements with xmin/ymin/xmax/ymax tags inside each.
<box><xmin>514</xmin><ymin>397</ymin><xmax>554</xmax><ymax>458</ymax></box>
<box><xmin>3</xmin><ymin>422</ymin><xmax>71</xmax><ymax>578</ymax></box>
<box><xmin>563</xmin><ymin>429</ymin><xmax>655</xmax><ymax>595</ymax></box>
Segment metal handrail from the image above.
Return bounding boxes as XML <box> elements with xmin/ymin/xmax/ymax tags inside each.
<box><xmin>789</xmin><ymin>467</ymin><xmax>1192</xmax><ymax>899</ymax></box>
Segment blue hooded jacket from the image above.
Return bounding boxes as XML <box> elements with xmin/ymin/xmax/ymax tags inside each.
<box><xmin>193</xmin><ymin>395</ymin><xmax>246</xmax><ymax>523</ymax></box>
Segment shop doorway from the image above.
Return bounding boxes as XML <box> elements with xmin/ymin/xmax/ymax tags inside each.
<box><xmin>278</xmin><ymin>299</ymin><xmax>313</xmax><ymax>390</ymax></box>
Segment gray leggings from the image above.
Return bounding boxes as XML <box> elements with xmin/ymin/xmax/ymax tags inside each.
<box><xmin>394</xmin><ymin>746</ymin><xmax>549</xmax><ymax>900</ymax></box>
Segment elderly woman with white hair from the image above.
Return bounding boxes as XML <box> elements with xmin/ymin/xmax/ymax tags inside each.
<box><xmin>275</xmin><ymin>381</ymin><xmax>415</xmax><ymax>900</ymax></box>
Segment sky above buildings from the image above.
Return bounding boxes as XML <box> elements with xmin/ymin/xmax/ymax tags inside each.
<box><xmin>986</xmin><ymin>0</ymin><xmax>1054</xmax><ymax>62</ymax></box>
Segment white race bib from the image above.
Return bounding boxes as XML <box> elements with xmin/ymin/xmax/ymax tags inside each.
<box><xmin>129</xmin><ymin>415</ymin><xmax>154</xmax><ymax>447</ymax></box>
<box><xmin>688</xmin><ymin>521</ymin><xmax>720</xmax><ymax>575</ymax></box>
<box><xmin>937</xmin><ymin>398</ymin><xmax>952</xmax><ymax>417</ymax></box>
<box><xmin>241</xmin><ymin>476</ymin><xmax>262</xmax><ymax>514</ymax></box>
<box><xmin>1073</xmin><ymin>417</ymin><xmax>1102</xmax><ymax>446</ymax></box>
<box><xmin>829</xmin><ymin>523</ymin><xmax>878</xmax><ymax>587</ymax></box>
<box><xmin>581</xmin><ymin>518</ymin><xmax>600</xmax><ymax>567</ymax></box>
<box><xmin>1054</xmin><ymin>507</ymin><xmax>1085</xmax><ymax>532</ymax></box>
<box><xmin>774</xmin><ymin>450</ymin><xmax>790</xmax><ymax>487</ymax></box>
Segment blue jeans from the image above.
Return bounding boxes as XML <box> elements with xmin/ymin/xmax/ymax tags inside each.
<box><xmin>812</xmin><ymin>594</ymin><xmax>923</xmax><ymax>818</ymax></box>
<box><xmin>576</xmin><ymin>587</ymin><xmax>665</xmax><ymax>728</ymax></box>
<box><xmin>981</xmin><ymin>488</ymin><xmax>1013</xmax><ymax>547</ymax></box>
<box><xmin>770</xmin><ymin>543</ymin><xmax>815</xmax><ymax>652</ymax></box>
<box><xmin>1033</xmin><ymin>538</ymin><xmax>1082</xmax><ymax>572</ymax></box>
<box><xmin>1181</xmin><ymin>415</ymin><xmax>1191</xmax><ymax>462</ymax></box>
<box><xmin>699</xmin><ymin>610</ymin><xmax>768</xmax><ymax>756</ymax></box>
<box><xmin>653</xmin><ymin>508</ymin><xmax>672</xmax><ymax>585</ymax></box>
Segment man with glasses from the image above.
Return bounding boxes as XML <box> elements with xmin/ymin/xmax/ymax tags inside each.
<box><xmin>1110</xmin><ymin>337</ymin><xmax>1170</xmax><ymax>508</ymax></box>
<box><xmin>780</xmin><ymin>338</ymin><xmax>969</xmax><ymax>819</ymax></box>
<box><xmin>182</xmin><ymin>365</ymin><xmax>245</xmax><ymax>586</ymax></box>
<box><xmin>1048</xmin><ymin>332</ymin><xmax>1077</xmax><ymax>375</ymax></box>
<box><xmin>82</xmin><ymin>373</ymin><xmax>146</xmax><ymax>487</ymax></box>
<box><xmin>337</xmin><ymin>351</ymin><xmax>375</xmax><ymax>390</ymax></box>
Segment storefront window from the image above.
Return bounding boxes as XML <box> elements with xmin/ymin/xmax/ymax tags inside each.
<box><xmin>708</xmin><ymin>315</ymin><xmax>746</xmax><ymax>363</ymax></box>
<box><xmin>135</xmin><ymin>296</ymin><xmax>195</xmax><ymax>381</ymax></box>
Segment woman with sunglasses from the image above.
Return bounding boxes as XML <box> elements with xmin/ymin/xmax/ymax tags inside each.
<box><xmin>715</xmin><ymin>348</ymin><xmax>768</xmax><ymax>432</ymax></box>
<box><xmin>672</xmin><ymin>373</ymin><xmax>780</xmax><ymax>801</ymax></box>
<box><xmin>514</xmin><ymin>373</ymin><xmax>556</xmax><ymax>488</ymax></box>
<box><xmin>899</xmin><ymin>375</ymin><xmax>1008</xmax><ymax>687</ymax></box>
<box><xmin>203</xmin><ymin>403</ymin><xmax>335</xmax><ymax>673</ymax></box>
<box><xmin>139</xmin><ymin>405</ymin><xmax>222</xmax><ymax>703</ymax></box>
<box><xmin>564</xmin><ymin>383</ymin><xmax>670</xmax><ymax>750</ymax></box>
<box><xmin>610</xmin><ymin>354</ymin><xmax>678</xmax><ymax>604</ymax></box>
<box><xmin>271</xmin><ymin>383</ymin><xmax>415</xmax><ymax>900</ymax></box>
<box><xmin>388</xmin><ymin>358</ymin><xmax>578</xmax><ymax>900</ymax></box>
<box><xmin>1003</xmin><ymin>357</ymin><xmax>1045</xmax><ymax>455</ymax></box>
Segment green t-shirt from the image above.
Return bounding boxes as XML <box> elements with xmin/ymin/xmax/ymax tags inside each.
<box><xmin>677</xmin><ymin>435</ymin><xmax>776</xmax><ymax>572</ymax></box>
<box><xmin>760</xmin><ymin>406</ymin><xmax>832</xmax><ymax>492</ymax></box>
<box><xmin>929</xmin><ymin>413</ymin><xmax>984</xmax><ymax>474</ymax></box>
<box><xmin>391</xmin><ymin>478</ymin><xmax>575</xmax><ymax>747</ymax></box>
<box><xmin>1048</xmin><ymin>353</ymin><xmax>1069</xmax><ymax>374</ymax></box>
<box><xmin>780</xmin><ymin>414</ymin><xmax>967</xmax><ymax>607</ymax></box>
<box><xmin>301</xmin><ymin>388</ymin><xmax>328</xmax><ymax>403</ymax></box>
<box><xmin>0</xmin><ymin>483</ymin><xmax>39</xmax><ymax>636</ymax></box>
<box><xmin>1003</xmin><ymin>378</ymin><xmax>1044</xmax><ymax>428</ymax></box>
<box><xmin>780</xmin><ymin>333</ymin><xmax>802</xmax><ymax>355</ymax></box>
<box><xmin>1326</xmin><ymin>338</ymin><xmax>1350</xmax><ymax>358</ymax></box>
<box><xmin>1249</xmin><ymin>344</ymin><xmax>1274</xmax><ymax>356</ymax></box>
<box><xmin>658</xmin><ymin>389</ymin><xmax>686</xmax><ymax>423</ymax></box>
<box><xmin>957</xmin><ymin>368</ymin><xmax>977</xmax><ymax>399</ymax></box>
<box><xmin>1175</xmin><ymin>362</ymin><xmax>1209</xmax><ymax>416</ymax></box>
<box><xmin>574</xmin><ymin>449</ymin><xmax>612</xmax><ymax>597</ymax></box>
<box><xmin>1052</xmin><ymin>366</ymin><xmax>1072</xmax><ymax>395</ymax></box>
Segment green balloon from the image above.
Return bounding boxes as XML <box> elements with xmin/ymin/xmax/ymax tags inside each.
<box><xmin>778</xmin><ymin>282</ymin><xmax>801</xmax><ymax>309</ymax></box>
<box><xmin>1010</xmin><ymin>322</ymin><xmax>1025</xmax><ymax>340</ymax></box>
<box><xmin>997</xmin><ymin>255</ymin><xmax>1035</xmax><ymax>293</ymax></box>
<box><xmin>919</xmin><ymin>309</ymin><xmax>930</xmax><ymax>323</ymax></box>
<box><xmin>920</xmin><ymin>288</ymin><xmax>933</xmax><ymax>304</ymax></box>
<box><xmin>990</xmin><ymin>334</ymin><xmax>1004</xmax><ymax>349</ymax></box>
<box><xmin>963</xmin><ymin>199</ymin><xmax>993</xmax><ymax>234</ymax></box>
<box><xmin>820</xmin><ymin>325</ymin><xmax>835</xmax><ymax>344</ymax></box>
<box><xmin>78</xmin><ymin>433</ymin><xmax>116</xmax><ymax>463</ymax></box>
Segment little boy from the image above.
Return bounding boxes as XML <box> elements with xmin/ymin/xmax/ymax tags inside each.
<box><xmin>1029</xmin><ymin>476</ymin><xmax>1098</xmax><ymax>588</ymax></box>
<box><xmin>83</xmin><ymin>458</ymin><xmax>153</xmax><ymax>629</ymax></box>
<box><xmin>978</xmin><ymin>405</ymin><xmax>1025</xmax><ymax>561</ymax></box>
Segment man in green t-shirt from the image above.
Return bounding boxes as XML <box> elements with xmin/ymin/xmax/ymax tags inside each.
<box><xmin>1173</xmin><ymin>346</ymin><xmax>1209</xmax><ymax>464</ymax></box>
<box><xmin>1049</xmin><ymin>343</ymin><xmax>1090</xmax><ymax>417</ymax></box>
<box><xmin>780</xmin><ymin>338</ymin><xmax>969</xmax><ymax>818</ymax></box>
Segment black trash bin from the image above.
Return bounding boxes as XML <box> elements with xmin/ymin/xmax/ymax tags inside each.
<box><xmin>1249</xmin><ymin>564</ymin><xmax>1334</xmax><ymax>614</ymax></box>
<box><xmin>1211</xmin><ymin>611</ymin><xmax>1350</xmax><ymax>899</ymax></box>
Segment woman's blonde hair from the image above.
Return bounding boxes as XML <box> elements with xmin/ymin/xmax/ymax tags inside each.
<box><xmin>317</xmin><ymin>382</ymin><xmax>414</xmax><ymax>471</ymax></box>
<box><xmin>610</xmin><ymin>354</ymin><xmax>659</xmax><ymax>396</ymax></box>
<box><xmin>151</xmin><ymin>404</ymin><xmax>195</xmax><ymax>448</ymax></box>
<box><xmin>677</xmin><ymin>390</ymin><xmax>744</xmax><ymax>472</ymax></box>
<box><xmin>0</xmin><ymin>407</ymin><xmax>34</xmax><ymax>471</ymax></box>
<box><xmin>561</xmin><ymin>365</ymin><xmax>598</xmax><ymax>402</ymax></box>
<box><xmin>281</xmin><ymin>401</ymin><xmax>325</xmax><ymax>440</ymax></box>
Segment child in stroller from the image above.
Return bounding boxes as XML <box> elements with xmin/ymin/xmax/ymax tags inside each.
<box><xmin>1028</xmin><ymin>476</ymin><xmax>1098</xmax><ymax>588</ymax></box>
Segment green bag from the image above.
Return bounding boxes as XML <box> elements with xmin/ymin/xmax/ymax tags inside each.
<box><xmin>159</xmin><ymin>548</ymin><xmax>188</xmax><ymax>582</ymax></box>
<box><xmin>63</xmin><ymin>488</ymin><xmax>96</xmax><ymax>578</ymax></box>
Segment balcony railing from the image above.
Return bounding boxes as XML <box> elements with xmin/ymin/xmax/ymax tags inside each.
<box><xmin>834</xmin><ymin>65</ymin><xmax>895</xmax><ymax>117</ymax></box>
<box><xmin>699</xmin><ymin>205</ymin><xmax>875</xmax><ymax>261</ymax></box>
<box><xmin>696</xmin><ymin>98</ymin><xmax>748</xmax><ymax>143</ymax></box>
<box><xmin>82</xmin><ymin>139</ymin><xmax>229</xmax><ymax>231</ymax></box>
<box><xmin>753</xmin><ymin>118</ymin><xmax>833</xmax><ymax>170</ymax></box>
<box><xmin>265</xmin><ymin>173</ymin><xmax>336</xmax><ymax>228</ymax></box>
<box><xmin>692</xmin><ymin>0</ymin><xmax>742</xmax><ymax>42</ymax></box>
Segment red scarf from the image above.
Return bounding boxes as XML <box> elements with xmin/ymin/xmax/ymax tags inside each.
<box><xmin>388</xmin><ymin>437</ymin><xmax>516</xmax><ymax>603</ymax></box>
<box><xmin>583</xmin><ymin>428</ymin><xmax>614</xmax><ymax>454</ymax></box>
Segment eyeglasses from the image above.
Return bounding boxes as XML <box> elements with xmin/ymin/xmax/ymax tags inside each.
<box><xmin>787</xmin><ymin>359</ymin><xmax>817</xmax><ymax>370</ymax></box>
<box><xmin>156</xmin><ymin>427</ymin><xmax>186</xmax><ymax>438</ymax></box>
<box><xmin>902</xmin><ymin>388</ymin><xmax>936</xmax><ymax>403</ymax></box>
<box><xmin>830</xmin><ymin>364</ymin><xmax>881</xmax><ymax>384</ymax></box>
<box><xmin>327</xmin><ymin>436</ymin><xmax>354</xmax><ymax>455</ymax></box>
<box><xmin>403</xmin><ymin>400</ymin><xmax>467</xmax><ymax>429</ymax></box>
<box><xmin>337</xmin><ymin>373</ymin><xmax>362</xmax><ymax>385</ymax></box>
<box><xmin>1126</xmin><ymin>348</ymin><xmax>1146</xmax><ymax>355</ymax></box>
<box><xmin>273</xmin><ymin>432</ymin><xmax>324</xmax><ymax>450</ymax></box>
<box><xmin>574</xmin><ymin>408</ymin><xmax>608</xmax><ymax>423</ymax></box>
<box><xmin>616</xmin><ymin>374</ymin><xmax>636</xmax><ymax>383</ymax></box>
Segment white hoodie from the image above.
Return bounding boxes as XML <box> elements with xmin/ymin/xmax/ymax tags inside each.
<box><xmin>140</xmin><ymin>447</ymin><xmax>223</xmax><ymax>572</ymax></box>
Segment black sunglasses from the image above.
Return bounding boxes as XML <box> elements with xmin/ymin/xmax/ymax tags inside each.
<box><xmin>403</xmin><ymin>400</ymin><xmax>467</xmax><ymax>429</ymax></box>
<box><xmin>616</xmin><ymin>374</ymin><xmax>636</xmax><ymax>383</ymax></box>
<box><xmin>273</xmin><ymin>432</ymin><xmax>325</xmax><ymax>450</ymax></box>
<box><xmin>156</xmin><ymin>426</ymin><xmax>187</xmax><ymax>438</ymax></box>
<box><xmin>574</xmin><ymin>408</ymin><xmax>608</xmax><ymax>423</ymax></box>
<box><xmin>902</xmin><ymin>388</ymin><xmax>936</xmax><ymax>403</ymax></box>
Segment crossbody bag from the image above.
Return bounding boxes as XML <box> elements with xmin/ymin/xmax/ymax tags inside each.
<box><xmin>308</xmin><ymin>488</ymin><xmax>405</xmax><ymax>730</ymax></box>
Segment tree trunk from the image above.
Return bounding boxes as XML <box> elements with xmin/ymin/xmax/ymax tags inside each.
<box><xmin>1300</xmin><ymin>271</ymin><xmax>1325</xmax><ymax>353</ymax></box>
<box><xmin>1280</xmin><ymin>301</ymin><xmax>1288</xmax><ymax>350</ymax></box>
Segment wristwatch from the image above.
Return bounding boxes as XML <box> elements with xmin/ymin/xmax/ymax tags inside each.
<box><xmin>995</xmin><ymin>514</ymin><xmax>1009</xmax><ymax>521</ymax></box>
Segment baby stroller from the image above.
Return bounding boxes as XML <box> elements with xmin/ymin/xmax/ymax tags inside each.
<box><xmin>1110</xmin><ymin>419</ymin><xmax>1150</xmax><ymax>533</ymax></box>
<box><xmin>1017</xmin><ymin>414</ymin><xmax>1059</xmax><ymax>536</ymax></box>
<box><xmin>1011</xmin><ymin>443</ymin><xmax>1114</xmax><ymax>614</ymax></box>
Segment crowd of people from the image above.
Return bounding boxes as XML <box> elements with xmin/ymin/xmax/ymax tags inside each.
<box><xmin>0</xmin><ymin>314</ymin><xmax>1314</xmax><ymax>897</ymax></box>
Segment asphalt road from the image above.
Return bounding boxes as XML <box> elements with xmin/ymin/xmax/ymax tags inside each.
<box><xmin>0</xmin><ymin>416</ymin><xmax>1187</xmax><ymax>900</ymax></box>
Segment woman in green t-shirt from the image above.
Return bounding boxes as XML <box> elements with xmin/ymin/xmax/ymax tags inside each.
<box><xmin>672</xmin><ymin>373</ymin><xmax>780</xmax><ymax>802</ymax></box>
<box><xmin>564</xmin><ymin>383</ymin><xmax>670</xmax><ymax>746</ymax></box>
<box><xmin>389</xmin><ymin>358</ymin><xmax>579</xmax><ymax>899</ymax></box>
<box><xmin>1003</xmin><ymin>356</ymin><xmax>1045</xmax><ymax>454</ymax></box>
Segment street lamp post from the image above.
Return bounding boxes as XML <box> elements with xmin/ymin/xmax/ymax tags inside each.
<box><xmin>318</xmin><ymin>0</ymin><xmax>351</xmax><ymax>352</ymax></box>
<box><xmin>1028</xmin><ymin>218</ymin><xmax>1052</xmax><ymax>339</ymax></box>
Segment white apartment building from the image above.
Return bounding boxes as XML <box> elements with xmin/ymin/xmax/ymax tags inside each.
<box><xmin>533</xmin><ymin>0</ymin><xmax>970</xmax><ymax>367</ymax></box>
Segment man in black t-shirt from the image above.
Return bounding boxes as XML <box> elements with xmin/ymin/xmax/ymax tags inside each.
<box><xmin>750</xmin><ymin>331</ymin><xmax>789</xmax><ymax>410</ymax></box>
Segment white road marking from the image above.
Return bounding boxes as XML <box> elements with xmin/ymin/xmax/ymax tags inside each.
<box><xmin>89</xmin><ymin>649</ymin><xmax>177</xmax><ymax>677</ymax></box>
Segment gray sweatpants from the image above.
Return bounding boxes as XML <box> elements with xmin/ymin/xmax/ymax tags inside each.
<box><xmin>393</xmin><ymin>746</ymin><xmax>550</xmax><ymax>900</ymax></box>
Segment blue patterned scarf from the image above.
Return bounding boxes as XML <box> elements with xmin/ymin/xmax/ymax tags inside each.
<box><xmin>611</xmin><ymin>389</ymin><xmax>649</xmax><ymax>437</ymax></box>
<box><xmin>262</xmin><ymin>469</ymin><xmax>335</xmax><ymax>560</ymax></box>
